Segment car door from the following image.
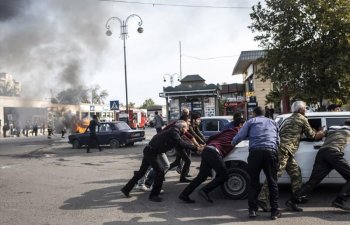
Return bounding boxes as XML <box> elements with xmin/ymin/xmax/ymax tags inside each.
<box><xmin>201</xmin><ymin>119</ymin><xmax>220</xmax><ymax>139</ymax></box>
<box><xmin>97</xmin><ymin>123</ymin><xmax>112</xmax><ymax>145</ymax></box>
<box><xmin>326</xmin><ymin>117</ymin><xmax>350</xmax><ymax>181</ymax></box>
<box><xmin>293</xmin><ymin>117</ymin><xmax>323</xmax><ymax>181</ymax></box>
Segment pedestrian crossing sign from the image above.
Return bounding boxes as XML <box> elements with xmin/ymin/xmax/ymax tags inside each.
<box><xmin>110</xmin><ymin>100</ymin><xmax>119</xmax><ymax>110</ymax></box>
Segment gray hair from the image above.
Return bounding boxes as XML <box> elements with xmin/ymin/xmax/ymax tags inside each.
<box><xmin>291</xmin><ymin>101</ymin><xmax>306</xmax><ymax>113</ymax></box>
<box><xmin>175</xmin><ymin>120</ymin><xmax>187</xmax><ymax>129</ymax></box>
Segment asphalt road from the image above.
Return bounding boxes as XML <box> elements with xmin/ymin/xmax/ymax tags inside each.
<box><xmin>1</xmin><ymin>128</ymin><xmax>350</xmax><ymax>225</ymax></box>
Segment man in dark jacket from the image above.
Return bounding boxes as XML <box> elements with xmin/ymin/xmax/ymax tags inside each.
<box><xmin>179</xmin><ymin>117</ymin><xmax>244</xmax><ymax>204</ymax></box>
<box><xmin>86</xmin><ymin>115</ymin><xmax>102</xmax><ymax>153</ymax></box>
<box><xmin>286</xmin><ymin>120</ymin><xmax>350</xmax><ymax>211</ymax></box>
<box><xmin>121</xmin><ymin>120</ymin><xmax>203</xmax><ymax>202</ymax></box>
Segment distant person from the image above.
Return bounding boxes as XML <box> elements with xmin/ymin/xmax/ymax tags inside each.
<box><xmin>47</xmin><ymin>125</ymin><xmax>53</xmax><ymax>139</ymax></box>
<box><xmin>61</xmin><ymin>127</ymin><xmax>66</xmax><ymax>138</ymax></box>
<box><xmin>270</xmin><ymin>106</ymin><xmax>275</xmax><ymax>119</ymax></box>
<box><xmin>223</xmin><ymin>112</ymin><xmax>243</xmax><ymax>130</ymax></box>
<box><xmin>33</xmin><ymin>124</ymin><xmax>38</xmax><ymax>136</ymax></box>
<box><xmin>86</xmin><ymin>115</ymin><xmax>102</xmax><ymax>153</ymax></box>
<box><xmin>153</xmin><ymin>111</ymin><xmax>164</xmax><ymax>134</ymax></box>
<box><xmin>182</xmin><ymin>108</ymin><xmax>190</xmax><ymax>117</ymax></box>
<box><xmin>286</xmin><ymin>120</ymin><xmax>350</xmax><ymax>211</ymax></box>
<box><xmin>265</xmin><ymin>106</ymin><xmax>270</xmax><ymax>118</ymax></box>
<box><xmin>3</xmin><ymin>123</ymin><xmax>9</xmax><ymax>138</ymax></box>
<box><xmin>327</xmin><ymin>104</ymin><xmax>341</xmax><ymax>112</ymax></box>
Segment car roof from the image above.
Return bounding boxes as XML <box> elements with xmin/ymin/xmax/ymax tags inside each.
<box><xmin>200</xmin><ymin>116</ymin><xmax>232</xmax><ymax>121</ymax></box>
<box><xmin>276</xmin><ymin>111</ymin><xmax>350</xmax><ymax>119</ymax></box>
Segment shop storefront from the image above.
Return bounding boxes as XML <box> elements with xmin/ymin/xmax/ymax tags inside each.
<box><xmin>160</xmin><ymin>75</ymin><xmax>220</xmax><ymax>121</ymax></box>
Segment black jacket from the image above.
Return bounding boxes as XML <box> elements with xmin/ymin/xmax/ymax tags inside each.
<box><xmin>149</xmin><ymin>127</ymin><xmax>197</xmax><ymax>154</ymax></box>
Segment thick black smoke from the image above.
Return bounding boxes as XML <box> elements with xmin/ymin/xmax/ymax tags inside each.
<box><xmin>0</xmin><ymin>0</ymin><xmax>31</xmax><ymax>21</ymax></box>
<box><xmin>0</xmin><ymin>0</ymin><xmax>115</xmax><ymax>97</ymax></box>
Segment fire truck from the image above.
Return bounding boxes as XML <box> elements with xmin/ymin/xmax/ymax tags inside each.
<box><xmin>118</xmin><ymin>109</ymin><xmax>147</xmax><ymax>129</ymax></box>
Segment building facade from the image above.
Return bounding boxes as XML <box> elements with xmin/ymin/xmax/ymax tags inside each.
<box><xmin>232</xmin><ymin>50</ymin><xmax>274</xmax><ymax>118</ymax></box>
<box><xmin>160</xmin><ymin>75</ymin><xmax>220</xmax><ymax>120</ymax></box>
<box><xmin>220</xmin><ymin>83</ymin><xmax>245</xmax><ymax>116</ymax></box>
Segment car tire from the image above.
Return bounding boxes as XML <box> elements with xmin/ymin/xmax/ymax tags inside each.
<box><xmin>166</xmin><ymin>148</ymin><xmax>176</xmax><ymax>157</ymax></box>
<box><xmin>221</xmin><ymin>167</ymin><xmax>250</xmax><ymax>199</ymax></box>
<box><xmin>72</xmin><ymin>140</ymin><xmax>81</xmax><ymax>149</ymax></box>
<box><xmin>109</xmin><ymin>139</ymin><xmax>120</xmax><ymax>149</ymax></box>
<box><xmin>126</xmin><ymin>142</ymin><xmax>134</xmax><ymax>147</ymax></box>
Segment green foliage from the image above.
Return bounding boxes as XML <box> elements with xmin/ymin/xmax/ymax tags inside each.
<box><xmin>250</xmin><ymin>0</ymin><xmax>350</xmax><ymax>105</ymax></box>
<box><xmin>54</xmin><ymin>85</ymin><xmax>108</xmax><ymax>105</ymax></box>
<box><xmin>140</xmin><ymin>98</ymin><xmax>155</xmax><ymax>109</ymax></box>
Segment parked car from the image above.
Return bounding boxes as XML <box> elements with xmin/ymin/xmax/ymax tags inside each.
<box><xmin>199</xmin><ymin>116</ymin><xmax>232</xmax><ymax>140</ymax></box>
<box><xmin>166</xmin><ymin>116</ymin><xmax>233</xmax><ymax>157</ymax></box>
<box><xmin>68</xmin><ymin>121</ymin><xmax>145</xmax><ymax>149</ymax></box>
<box><xmin>221</xmin><ymin>112</ymin><xmax>350</xmax><ymax>199</ymax></box>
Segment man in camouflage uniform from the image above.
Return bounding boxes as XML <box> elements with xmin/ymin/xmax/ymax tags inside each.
<box><xmin>258</xmin><ymin>101</ymin><xmax>324</xmax><ymax>212</ymax></box>
<box><xmin>286</xmin><ymin>120</ymin><xmax>350</xmax><ymax>211</ymax></box>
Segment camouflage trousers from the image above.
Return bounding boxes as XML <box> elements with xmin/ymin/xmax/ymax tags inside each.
<box><xmin>258</xmin><ymin>149</ymin><xmax>302</xmax><ymax>203</ymax></box>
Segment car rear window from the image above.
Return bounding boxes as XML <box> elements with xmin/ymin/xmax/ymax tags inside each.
<box><xmin>326</xmin><ymin>117</ymin><xmax>350</xmax><ymax>128</ymax></box>
<box><xmin>205</xmin><ymin>120</ymin><xmax>220</xmax><ymax>131</ymax></box>
<box><xmin>115</xmin><ymin>122</ymin><xmax>131</xmax><ymax>130</ymax></box>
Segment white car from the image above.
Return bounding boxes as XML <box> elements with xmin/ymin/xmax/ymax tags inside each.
<box><xmin>221</xmin><ymin>112</ymin><xmax>350</xmax><ymax>199</ymax></box>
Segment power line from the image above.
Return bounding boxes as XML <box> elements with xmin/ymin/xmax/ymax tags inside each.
<box><xmin>98</xmin><ymin>0</ymin><xmax>251</xmax><ymax>9</ymax></box>
<box><xmin>182</xmin><ymin>54</ymin><xmax>239</xmax><ymax>60</ymax></box>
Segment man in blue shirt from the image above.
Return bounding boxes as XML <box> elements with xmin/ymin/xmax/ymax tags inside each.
<box><xmin>231</xmin><ymin>106</ymin><xmax>281</xmax><ymax>220</ymax></box>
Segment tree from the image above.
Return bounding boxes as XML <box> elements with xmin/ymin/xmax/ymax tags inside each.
<box><xmin>140</xmin><ymin>98</ymin><xmax>155</xmax><ymax>109</ymax></box>
<box><xmin>129</xmin><ymin>102</ymin><xmax>136</xmax><ymax>109</ymax></box>
<box><xmin>55</xmin><ymin>86</ymin><xmax>90</xmax><ymax>104</ymax></box>
<box><xmin>250</xmin><ymin>0</ymin><xmax>350</xmax><ymax>106</ymax></box>
<box><xmin>91</xmin><ymin>85</ymin><xmax>108</xmax><ymax>105</ymax></box>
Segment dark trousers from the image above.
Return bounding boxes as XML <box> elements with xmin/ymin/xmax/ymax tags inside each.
<box><xmin>293</xmin><ymin>148</ymin><xmax>350</xmax><ymax>202</ymax></box>
<box><xmin>247</xmin><ymin>149</ymin><xmax>279</xmax><ymax>212</ymax></box>
<box><xmin>181</xmin><ymin>147</ymin><xmax>228</xmax><ymax>196</ymax></box>
<box><xmin>169</xmin><ymin>147</ymin><xmax>191</xmax><ymax>179</ymax></box>
<box><xmin>123</xmin><ymin>146</ymin><xmax>165</xmax><ymax>197</ymax></box>
<box><xmin>87</xmin><ymin>133</ymin><xmax>101</xmax><ymax>150</ymax></box>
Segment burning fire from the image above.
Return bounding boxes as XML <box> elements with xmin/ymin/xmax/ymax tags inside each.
<box><xmin>73</xmin><ymin>118</ymin><xmax>90</xmax><ymax>133</ymax></box>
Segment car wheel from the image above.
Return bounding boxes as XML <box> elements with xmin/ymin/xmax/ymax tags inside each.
<box><xmin>72</xmin><ymin>140</ymin><xmax>81</xmax><ymax>149</ymax></box>
<box><xmin>109</xmin><ymin>139</ymin><xmax>120</xmax><ymax>149</ymax></box>
<box><xmin>221</xmin><ymin>167</ymin><xmax>250</xmax><ymax>199</ymax></box>
<box><xmin>166</xmin><ymin>148</ymin><xmax>176</xmax><ymax>157</ymax></box>
<box><xmin>126</xmin><ymin>142</ymin><xmax>134</xmax><ymax>147</ymax></box>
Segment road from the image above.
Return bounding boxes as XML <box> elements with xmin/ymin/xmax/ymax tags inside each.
<box><xmin>1</xmin><ymin>128</ymin><xmax>350</xmax><ymax>225</ymax></box>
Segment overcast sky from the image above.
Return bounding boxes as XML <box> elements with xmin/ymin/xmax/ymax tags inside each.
<box><xmin>0</xmin><ymin>0</ymin><xmax>260</xmax><ymax>106</ymax></box>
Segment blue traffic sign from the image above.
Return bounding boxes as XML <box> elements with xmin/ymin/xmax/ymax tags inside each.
<box><xmin>110</xmin><ymin>100</ymin><xmax>119</xmax><ymax>110</ymax></box>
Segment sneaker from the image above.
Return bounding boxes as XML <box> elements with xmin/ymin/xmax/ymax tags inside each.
<box><xmin>121</xmin><ymin>187</ymin><xmax>131</xmax><ymax>198</ymax></box>
<box><xmin>136</xmin><ymin>184</ymin><xmax>150</xmax><ymax>192</ymax></box>
<box><xmin>149</xmin><ymin>195</ymin><xmax>162</xmax><ymax>202</ymax></box>
<box><xmin>270</xmin><ymin>210</ymin><xmax>282</xmax><ymax>220</ymax></box>
<box><xmin>332</xmin><ymin>200</ymin><xmax>350</xmax><ymax>210</ymax></box>
<box><xmin>179</xmin><ymin>177</ymin><xmax>192</xmax><ymax>183</ymax></box>
<box><xmin>179</xmin><ymin>194</ymin><xmax>195</xmax><ymax>203</ymax></box>
<box><xmin>285</xmin><ymin>199</ymin><xmax>303</xmax><ymax>212</ymax></box>
<box><xmin>176</xmin><ymin>166</ymin><xmax>182</xmax><ymax>174</ymax></box>
<box><xmin>198</xmin><ymin>189</ymin><xmax>213</xmax><ymax>203</ymax></box>
<box><xmin>248</xmin><ymin>209</ymin><xmax>257</xmax><ymax>218</ymax></box>
<box><xmin>257</xmin><ymin>200</ymin><xmax>269</xmax><ymax>212</ymax></box>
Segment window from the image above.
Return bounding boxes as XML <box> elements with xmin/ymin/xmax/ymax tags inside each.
<box><xmin>206</xmin><ymin>120</ymin><xmax>219</xmax><ymax>131</ymax></box>
<box><xmin>308</xmin><ymin>118</ymin><xmax>322</xmax><ymax>131</ymax></box>
<box><xmin>326</xmin><ymin>118</ymin><xmax>349</xmax><ymax>128</ymax></box>
<box><xmin>99</xmin><ymin>123</ymin><xmax>111</xmax><ymax>132</ymax></box>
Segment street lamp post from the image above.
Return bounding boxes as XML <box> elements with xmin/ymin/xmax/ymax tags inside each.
<box><xmin>163</xmin><ymin>73</ymin><xmax>180</xmax><ymax>87</ymax></box>
<box><xmin>105</xmin><ymin>14</ymin><xmax>143</xmax><ymax>122</ymax></box>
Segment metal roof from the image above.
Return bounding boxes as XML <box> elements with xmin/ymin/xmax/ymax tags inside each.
<box><xmin>232</xmin><ymin>50</ymin><xmax>265</xmax><ymax>75</ymax></box>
